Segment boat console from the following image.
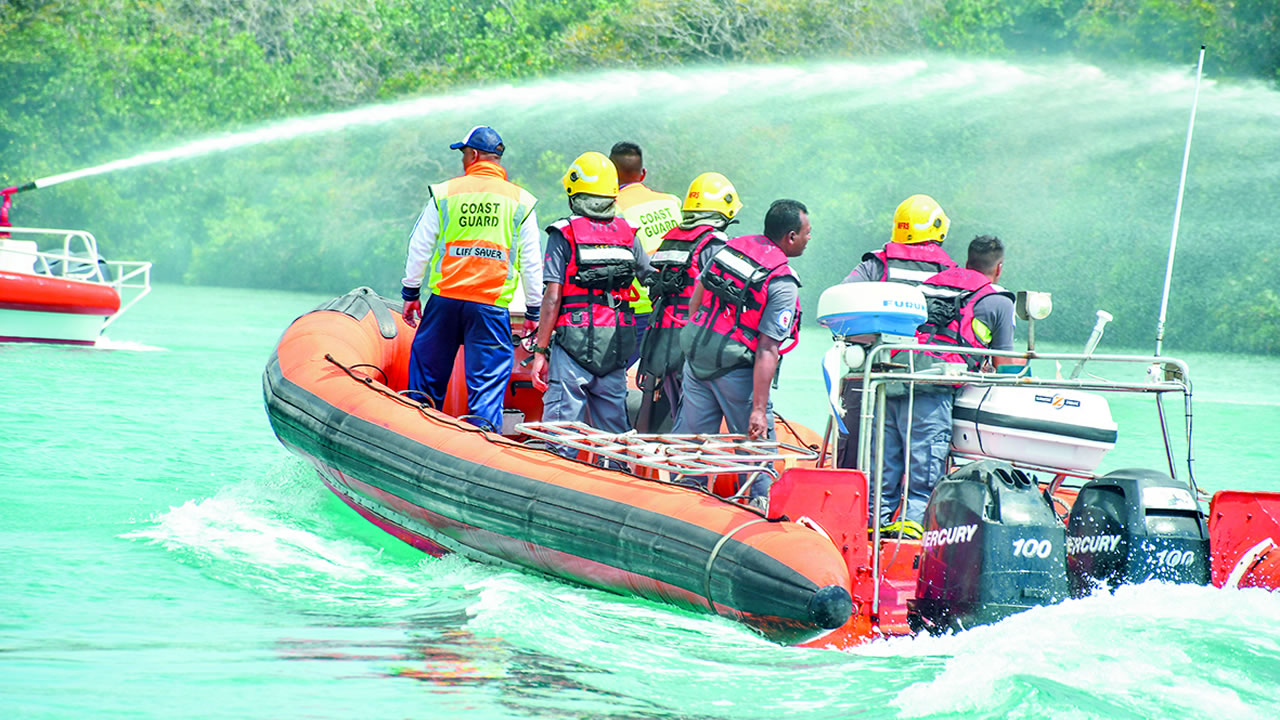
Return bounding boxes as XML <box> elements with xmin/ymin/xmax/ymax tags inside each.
<box><xmin>813</xmin><ymin>280</ymin><xmax>1212</xmax><ymax>635</ymax></box>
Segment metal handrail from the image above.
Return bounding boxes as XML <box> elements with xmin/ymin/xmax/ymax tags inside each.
<box><xmin>819</xmin><ymin>336</ymin><xmax>1197</xmax><ymax>617</ymax></box>
<box><xmin>850</xmin><ymin>341</ymin><xmax>1193</xmax><ymax>480</ymax></box>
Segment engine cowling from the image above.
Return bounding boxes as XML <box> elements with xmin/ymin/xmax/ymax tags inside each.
<box><xmin>1066</xmin><ymin>468</ymin><xmax>1208</xmax><ymax>596</ymax></box>
<box><xmin>910</xmin><ymin>459</ymin><xmax>1068</xmax><ymax>633</ymax></box>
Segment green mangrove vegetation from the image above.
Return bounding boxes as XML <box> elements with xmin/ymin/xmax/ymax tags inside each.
<box><xmin>2</xmin><ymin>0</ymin><xmax>1277</xmax><ymax>353</ymax></box>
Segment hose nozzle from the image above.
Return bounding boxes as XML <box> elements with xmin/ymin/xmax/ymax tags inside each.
<box><xmin>1070</xmin><ymin>310</ymin><xmax>1113</xmax><ymax>380</ymax></box>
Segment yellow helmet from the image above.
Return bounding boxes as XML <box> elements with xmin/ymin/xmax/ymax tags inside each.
<box><xmin>562</xmin><ymin>151</ymin><xmax>618</xmax><ymax>198</ymax></box>
<box><xmin>683</xmin><ymin>172</ymin><xmax>743</xmax><ymax>221</ymax></box>
<box><xmin>891</xmin><ymin>194</ymin><xmax>949</xmax><ymax>244</ymax></box>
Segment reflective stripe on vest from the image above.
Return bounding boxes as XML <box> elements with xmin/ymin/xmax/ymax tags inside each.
<box><xmin>863</xmin><ymin>242</ymin><xmax>958</xmax><ymax>290</ymax></box>
<box><xmin>618</xmin><ymin>184</ymin><xmax>682</xmax><ymax>314</ymax></box>
<box><xmin>915</xmin><ymin>267</ymin><xmax>1014</xmax><ymax>369</ymax></box>
<box><xmin>427</xmin><ymin>175</ymin><xmax>536</xmax><ymax>308</ymax></box>
<box><xmin>552</xmin><ymin>215</ymin><xmax>639</xmax><ymax>375</ymax></box>
<box><xmin>637</xmin><ymin>225</ymin><xmax>722</xmax><ymax>377</ymax></box>
<box><xmin>648</xmin><ymin>225</ymin><xmax>722</xmax><ymax>331</ymax></box>
<box><xmin>683</xmin><ymin>234</ymin><xmax>799</xmax><ymax>380</ymax></box>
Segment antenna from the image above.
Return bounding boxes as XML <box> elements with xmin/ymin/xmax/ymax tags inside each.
<box><xmin>1154</xmin><ymin>45</ymin><xmax>1206</xmax><ymax>357</ymax></box>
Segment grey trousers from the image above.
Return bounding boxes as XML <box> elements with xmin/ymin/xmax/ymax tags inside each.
<box><xmin>673</xmin><ymin>364</ymin><xmax>775</xmax><ymax>499</ymax></box>
<box><xmin>873</xmin><ymin>389</ymin><xmax>955</xmax><ymax>525</ymax></box>
<box><xmin>543</xmin><ymin>344</ymin><xmax>629</xmax><ymax>460</ymax></box>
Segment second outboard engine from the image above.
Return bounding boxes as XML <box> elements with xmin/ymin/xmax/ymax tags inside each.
<box><xmin>1066</xmin><ymin>468</ymin><xmax>1209</xmax><ymax>596</ymax></box>
<box><xmin>910</xmin><ymin>459</ymin><xmax>1067</xmax><ymax>633</ymax></box>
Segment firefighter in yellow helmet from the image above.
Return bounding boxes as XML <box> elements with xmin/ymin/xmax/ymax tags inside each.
<box><xmin>609</xmin><ymin>141</ymin><xmax>682</xmax><ymax>369</ymax></box>
<box><xmin>843</xmin><ymin>194</ymin><xmax>956</xmax><ymax>285</ymax></box>
<box><xmin>528</xmin><ymin>152</ymin><xmax>653</xmax><ymax>460</ymax></box>
<box><xmin>633</xmin><ymin>171</ymin><xmax>743</xmax><ymax>429</ymax></box>
<box><xmin>840</xmin><ymin>194</ymin><xmax>966</xmax><ymax>540</ymax></box>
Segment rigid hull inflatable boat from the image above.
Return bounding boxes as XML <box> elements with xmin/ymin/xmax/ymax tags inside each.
<box><xmin>265</xmin><ymin>287</ymin><xmax>1280</xmax><ymax>647</ymax></box>
<box><xmin>264</xmin><ymin>289</ymin><xmax>861</xmax><ymax>645</ymax></box>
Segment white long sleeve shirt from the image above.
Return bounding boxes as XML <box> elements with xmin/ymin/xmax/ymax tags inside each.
<box><xmin>401</xmin><ymin>195</ymin><xmax>544</xmax><ymax>311</ymax></box>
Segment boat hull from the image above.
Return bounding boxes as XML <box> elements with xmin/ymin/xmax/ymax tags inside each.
<box><xmin>0</xmin><ymin>270</ymin><xmax>119</xmax><ymax>344</ymax></box>
<box><xmin>264</xmin><ymin>290</ymin><xmax>857</xmax><ymax>644</ymax></box>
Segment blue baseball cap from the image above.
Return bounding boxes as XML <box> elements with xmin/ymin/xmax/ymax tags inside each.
<box><xmin>449</xmin><ymin>125</ymin><xmax>505</xmax><ymax>155</ymax></box>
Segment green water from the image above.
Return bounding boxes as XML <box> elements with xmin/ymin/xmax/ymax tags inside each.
<box><xmin>4</xmin><ymin>284</ymin><xmax>1279</xmax><ymax>719</ymax></box>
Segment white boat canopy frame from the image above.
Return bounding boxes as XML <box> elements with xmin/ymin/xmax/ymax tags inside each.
<box><xmin>820</xmin><ymin>337</ymin><xmax>1196</xmax><ymax>615</ymax></box>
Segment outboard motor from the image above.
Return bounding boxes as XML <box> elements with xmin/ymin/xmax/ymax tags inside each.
<box><xmin>1066</xmin><ymin>468</ymin><xmax>1208</xmax><ymax>596</ymax></box>
<box><xmin>910</xmin><ymin>459</ymin><xmax>1067</xmax><ymax>633</ymax></box>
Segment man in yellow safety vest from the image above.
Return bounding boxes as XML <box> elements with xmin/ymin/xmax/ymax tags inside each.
<box><xmin>400</xmin><ymin>125</ymin><xmax>543</xmax><ymax>432</ymax></box>
<box><xmin>610</xmin><ymin>141</ymin><xmax>682</xmax><ymax>368</ymax></box>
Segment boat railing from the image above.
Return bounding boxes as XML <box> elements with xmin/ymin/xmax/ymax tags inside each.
<box><xmin>822</xmin><ymin>339</ymin><xmax>1193</xmax><ymax>478</ymax></box>
<box><xmin>819</xmin><ymin>336</ymin><xmax>1197</xmax><ymax>615</ymax></box>
<box><xmin>0</xmin><ymin>226</ymin><xmax>153</xmax><ymax>330</ymax></box>
<box><xmin>515</xmin><ymin>420</ymin><xmax>818</xmax><ymax>497</ymax></box>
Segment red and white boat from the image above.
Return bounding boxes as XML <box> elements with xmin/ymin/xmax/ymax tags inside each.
<box><xmin>0</xmin><ymin>226</ymin><xmax>152</xmax><ymax>345</ymax></box>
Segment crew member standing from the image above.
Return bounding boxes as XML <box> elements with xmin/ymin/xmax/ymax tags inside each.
<box><xmin>675</xmin><ymin>199</ymin><xmax>810</xmax><ymax>510</ymax></box>
<box><xmin>401</xmin><ymin>125</ymin><xmax>543</xmax><ymax>432</ymax></box>
<box><xmin>837</xmin><ymin>193</ymin><xmax>959</xmax><ymax>471</ymax></box>
<box><xmin>844</xmin><ymin>194</ymin><xmax>957</xmax><ymax>286</ymax></box>
<box><xmin>528</xmin><ymin>152</ymin><xmax>652</xmax><ymax>456</ymax></box>
<box><xmin>610</xmin><ymin>141</ymin><xmax>682</xmax><ymax>367</ymax></box>
<box><xmin>875</xmin><ymin>235</ymin><xmax>1018</xmax><ymax>534</ymax></box>
<box><xmin>636</xmin><ymin>172</ymin><xmax>742</xmax><ymax>426</ymax></box>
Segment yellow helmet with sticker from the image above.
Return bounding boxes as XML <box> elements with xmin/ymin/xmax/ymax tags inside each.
<box><xmin>683</xmin><ymin>172</ymin><xmax>743</xmax><ymax>221</ymax></box>
<box><xmin>891</xmin><ymin>194</ymin><xmax>949</xmax><ymax>244</ymax></box>
<box><xmin>562</xmin><ymin>151</ymin><xmax>619</xmax><ymax>198</ymax></box>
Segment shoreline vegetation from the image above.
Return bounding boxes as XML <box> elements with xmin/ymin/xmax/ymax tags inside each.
<box><xmin>3</xmin><ymin>0</ymin><xmax>1277</xmax><ymax>353</ymax></box>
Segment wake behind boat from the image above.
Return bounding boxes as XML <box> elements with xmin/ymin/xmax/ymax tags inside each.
<box><xmin>263</xmin><ymin>286</ymin><xmax>1280</xmax><ymax>647</ymax></box>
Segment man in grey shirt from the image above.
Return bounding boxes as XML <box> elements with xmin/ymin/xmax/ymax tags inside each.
<box><xmin>674</xmin><ymin>200</ymin><xmax>811</xmax><ymax>509</ymax></box>
<box><xmin>874</xmin><ymin>235</ymin><xmax>1018</xmax><ymax>531</ymax></box>
<box><xmin>528</xmin><ymin>152</ymin><xmax>652</xmax><ymax>458</ymax></box>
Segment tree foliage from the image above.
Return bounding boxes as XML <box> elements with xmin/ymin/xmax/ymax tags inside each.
<box><xmin>1</xmin><ymin>0</ymin><xmax>1277</xmax><ymax>354</ymax></box>
<box><xmin>923</xmin><ymin>0</ymin><xmax>1280</xmax><ymax>79</ymax></box>
<box><xmin>558</xmin><ymin>0</ymin><xmax>943</xmax><ymax>64</ymax></box>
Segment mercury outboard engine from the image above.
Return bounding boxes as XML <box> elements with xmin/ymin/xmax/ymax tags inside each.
<box><xmin>910</xmin><ymin>459</ymin><xmax>1067</xmax><ymax>633</ymax></box>
<box><xmin>1066</xmin><ymin>468</ymin><xmax>1208</xmax><ymax>596</ymax></box>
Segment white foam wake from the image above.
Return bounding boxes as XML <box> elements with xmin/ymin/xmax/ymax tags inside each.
<box><xmin>861</xmin><ymin>582</ymin><xmax>1280</xmax><ymax>719</ymax></box>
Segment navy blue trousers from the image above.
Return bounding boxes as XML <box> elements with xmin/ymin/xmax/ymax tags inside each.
<box><xmin>408</xmin><ymin>295</ymin><xmax>512</xmax><ymax>431</ymax></box>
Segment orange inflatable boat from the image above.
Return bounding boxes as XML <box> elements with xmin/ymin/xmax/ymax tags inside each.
<box><xmin>262</xmin><ymin>288</ymin><xmax>890</xmax><ymax>645</ymax></box>
<box><xmin>265</xmin><ymin>287</ymin><xmax>1280</xmax><ymax>648</ymax></box>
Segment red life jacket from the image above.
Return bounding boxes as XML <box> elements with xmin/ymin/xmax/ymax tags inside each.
<box><xmin>863</xmin><ymin>241</ymin><xmax>957</xmax><ymax>293</ymax></box>
<box><xmin>915</xmin><ymin>267</ymin><xmax>1015</xmax><ymax>370</ymax></box>
<box><xmin>550</xmin><ymin>215</ymin><xmax>639</xmax><ymax>376</ymax></box>
<box><xmin>637</xmin><ymin>224</ymin><xmax>725</xmax><ymax>377</ymax></box>
<box><xmin>682</xmin><ymin>234</ymin><xmax>800</xmax><ymax>381</ymax></box>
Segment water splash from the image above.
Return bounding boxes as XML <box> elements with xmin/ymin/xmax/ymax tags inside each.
<box><xmin>94</xmin><ymin>336</ymin><xmax>167</xmax><ymax>352</ymax></box>
<box><xmin>31</xmin><ymin>57</ymin><xmax>1240</xmax><ymax>187</ymax></box>
<box><xmin>121</xmin><ymin>491</ymin><xmax>434</xmax><ymax>607</ymax></box>
<box><xmin>870</xmin><ymin>582</ymin><xmax>1280</xmax><ymax>719</ymax></box>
